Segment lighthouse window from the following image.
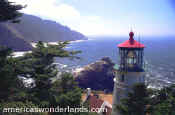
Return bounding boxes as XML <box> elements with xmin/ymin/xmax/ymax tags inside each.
<box><xmin>121</xmin><ymin>75</ymin><xmax>125</xmax><ymax>82</ymax></box>
<box><xmin>127</xmin><ymin>51</ymin><xmax>136</xmax><ymax>66</ymax></box>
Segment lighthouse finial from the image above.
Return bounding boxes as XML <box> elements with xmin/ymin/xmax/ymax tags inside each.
<box><xmin>129</xmin><ymin>29</ymin><xmax>134</xmax><ymax>44</ymax></box>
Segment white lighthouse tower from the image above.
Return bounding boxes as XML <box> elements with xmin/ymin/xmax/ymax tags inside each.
<box><xmin>112</xmin><ymin>31</ymin><xmax>145</xmax><ymax>115</ymax></box>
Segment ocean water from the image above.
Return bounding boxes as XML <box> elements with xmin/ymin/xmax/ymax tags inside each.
<box><xmin>55</xmin><ymin>37</ymin><xmax>175</xmax><ymax>88</ymax></box>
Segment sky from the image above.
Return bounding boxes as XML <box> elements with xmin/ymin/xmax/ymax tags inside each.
<box><xmin>10</xmin><ymin>0</ymin><xmax>175</xmax><ymax>37</ymax></box>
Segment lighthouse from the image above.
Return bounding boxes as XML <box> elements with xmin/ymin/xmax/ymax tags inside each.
<box><xmin>112</xmin><ymin>31</ymin><xmax>145</xmax><ymax>115</ymax></box>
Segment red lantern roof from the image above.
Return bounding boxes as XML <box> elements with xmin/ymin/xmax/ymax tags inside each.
<box><xmin>118</xmin><ymin>32</ymin><xmax>145</xmax><ymax>48</ymax></box>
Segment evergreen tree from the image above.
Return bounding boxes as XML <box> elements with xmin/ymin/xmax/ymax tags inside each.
<box><xmin>0</xmin><ymin>1</ymin><xmax>97</xmax><ymax>115</ymax></box>
<box><xmin>49</xmin><ymin>73</ymin><xmax>82</xmax><ymax>115</ymax></box>
<box><xmin>0</xmin><ymin>47</ymin><xmax>18</xmax><ymax>100</ymax></box>
<box><xmin>0</xmin><ymin>0</ymin><xmax>24</xmax><ymax>100</ymax></box>
<box><xmin>15</xmin><ymin>41</ymin><xmax>82</xmax><ymax>110</ymax></box>
<box><xmin>117</xmin><ymin>83</ymin><xmax>150</xmax><ymax>115</ymax></box>
<box><xmin>116</xmin><ymin>83</ymin><xmax>175</xmax><ymax>115</ymax></box>
<box><xmin>150</xmin><ymin>84</ymin><xmax>175</xmax><ymax>115</ymax></box>
<box><xmin>20</xmin><ymin>42</ymin><xmax>97</xmax><ymax>115</ymax></box>
<box><xmin>0</xmin><ymin>0</ymin><xmax>24</xmax><ymax>23</ymax></box>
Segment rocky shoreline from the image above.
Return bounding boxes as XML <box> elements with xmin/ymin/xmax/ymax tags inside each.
<box><xmin>74</xmin><ymin>57</ymin><xmax>115</xmax><ymax>92</ymax></box>
<box><xmin>73</xmin><ymin>57</ymin><xmax>175</xmax><ymax>91</ymax></box>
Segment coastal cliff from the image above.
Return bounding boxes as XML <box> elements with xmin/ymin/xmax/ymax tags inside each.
<box><xmin>0</xmin><ymin>14</ymin><xmax>87</xmax><ymax>51</ymax></box>
<box><xmin>75</xmin><ymin>57</ymin><xmax>115</xmax><ymax>92</ymax></box>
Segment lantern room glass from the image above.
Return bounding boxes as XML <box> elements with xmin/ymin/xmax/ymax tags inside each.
<box><xmin>119</xmin><ymin>48</ymin><xmax>144</xmax><ymax>72</ymax></box>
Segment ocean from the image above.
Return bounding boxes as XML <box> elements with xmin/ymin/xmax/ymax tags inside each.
<box><xmin>55</xmin><ymin>36</ymin><xmax>175</xmax><ymax>88</ymax></box>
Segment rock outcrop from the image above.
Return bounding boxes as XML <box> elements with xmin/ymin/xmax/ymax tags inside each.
<box><xmin>75</xmin><ymin>57</ymin><xmax>115</xmax><ymax>92</ymax></box>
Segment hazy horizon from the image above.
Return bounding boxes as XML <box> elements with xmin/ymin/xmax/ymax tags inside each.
<box><xmin>87</xmin><ymin>35</ymin><xmax>175</xmax><ymax>40</ymax></box>
<box><xmin>10</xmin><ymin>0</ymin><xmax>175</xmax><ymax>37</ymax></box>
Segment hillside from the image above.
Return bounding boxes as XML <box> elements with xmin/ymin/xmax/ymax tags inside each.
<box><xmin>7</xmin><ymin>14</ymin><xmax>87</xmax><ymax>42</ymax></box>
<box><xmin>0</xmin><ymin>14</ymin><xmax>87</xmax><ymax>51</ymax></box>
<box><xmin>0</xmin><ymin>23</ymin><xmax>32</xmax><ymax>51</ymax></box>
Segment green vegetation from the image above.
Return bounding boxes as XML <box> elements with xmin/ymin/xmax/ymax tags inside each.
<box><xmin>0</xmin><ymin>1</ymin><xmax>174</xmax><ymax>115</ymax></box>
<box><xmin>150</xmin><ymin>85</ymin><xmax>175</xmax><ymax>115</ymax></box>
<box><xmin>117</xmin><ymin>83</ymin><xmax>175</xmax><ymax>115</ymax></box>
<box><xmin>0</xmin><ymin>1</ymin><xmax>93</xmax><ymax>115</ymax></box>
<box><xmin>0</xmin><ymin>37</ymin><xmax>94</xmax><ymax>115</ymax></box>
<box><xmin>0</xmin><ymin>39</ymin><xmax>93</xmax><ymax>115</ymax></box>
<box><xmin>0</xmin><ymin>0</ymin><xmax>24</xmax><ymax>100</ymax></box>
<box><xmin>0</xmin><ymin>0</ymin><xmax>24</xmax><ymax>23</ymax></box>
<box><xmin>116</xmin><ymin>83</ymin><xmax>150</xmax><ymax>115</ymax></box>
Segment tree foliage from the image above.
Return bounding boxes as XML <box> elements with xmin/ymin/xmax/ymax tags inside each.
<box><xmin>2</xmin><ymin>1</ymin><xmax>175</xmax><ymax>115</ymax></box>
<box><xmin>117</xmin><ymin>83</ymin><xmax>150</xmax><ymax>115</ymax></box>
<box><xmin>0</xmin><ymin>47</ymin><xmax>18</xmax><ymax>100</ymax></box>
<box><xmin>117</xmin><ymin>83</ymin><xmax>175</xmax><ymax>115</ymax></box>
<box><xmin>150</xmin><ymin>85</ymin><xmax>175</xmax><ymax>115</ymax></box>
<box><xmin>0</xmin><ymin>40</ymin><xmax>93</xmax><ymax>115</ymax></box>
<box><xmin>12</xmin><ymin>41</ymin><xmax>80</xmax><ymax>101</ymax></box>
<box><xmin>0</xmin><ymin>0</ymin><xmax>24</xmax><ymax>100</ymax></box>
<box><xmin>0</xmin><ymin>1</ymin><xmax>96</xmax><ymax>115</ymax></box>
<box><xmin>0</xmin><ymin>0</ymin><xmax>24</xmax><ymax>23</ymax></box>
